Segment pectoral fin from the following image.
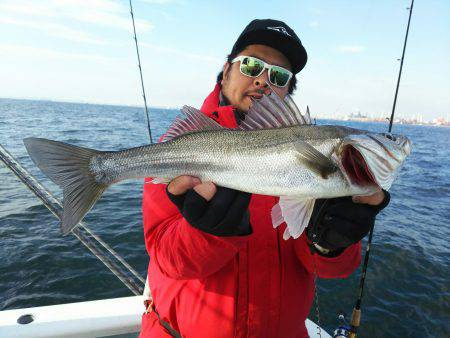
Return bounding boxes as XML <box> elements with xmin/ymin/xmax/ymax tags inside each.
<box><xmin>271</xmin><ymin>196</ymin><xmax>316</xmax><ymax>240</ymax></box>
<box><xmin>294</xmin><ymin>141</ymin><xmax>337</xmax><ymax>179</ymax></box>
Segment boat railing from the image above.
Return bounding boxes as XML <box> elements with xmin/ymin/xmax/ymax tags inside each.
<box><xmin>0</xmin><ymin>143</ymin><xmax>145</xmax><ymax>296</ymax></box>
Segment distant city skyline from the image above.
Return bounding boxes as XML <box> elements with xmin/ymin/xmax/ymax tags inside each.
<box><xmin>1</xmin><ymin>0</ymin><xmax>449</xmax><ymax>120</ymax></box>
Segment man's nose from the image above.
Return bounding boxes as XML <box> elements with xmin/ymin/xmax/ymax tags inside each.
<box><xmin>253</xmin><ymin>71</ymin><xmax>270</xmax><ymax>94</ymax></box>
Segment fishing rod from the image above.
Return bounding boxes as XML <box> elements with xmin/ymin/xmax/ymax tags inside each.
<box><xmin>345</xmin><ymin>1</ymin><xmax>415</xmax><ymax>337</ymax></box>
<box><xmin>129</xmin><ymin>0</ymin><xmax>153</xmax><ymax>144</ymax></box>
<box><xmin>0</xmin><ymin>144</ymin><xmax>145</xmax><ymax>295</ymax></box>
<box><xmin>388</xmin><ymin>0</ymin><xmax>415</xmax><ymax>133</ymax></box>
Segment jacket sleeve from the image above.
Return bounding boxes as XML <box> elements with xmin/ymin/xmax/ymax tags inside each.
<box><xmin>142</xmin><ymin>179</ymin><xmax>250</xmax><ymax>280</ymax></box>
<box><xmin>294</xmin><ymin>232</ymin><xmax>361</xmax><ymax>279</ymax></box>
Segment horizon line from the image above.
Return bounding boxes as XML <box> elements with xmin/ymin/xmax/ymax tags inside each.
<box><xmin>0</xmin><ymin>96</ymin><xmax>445</xmax><ymax>121</ymax></box>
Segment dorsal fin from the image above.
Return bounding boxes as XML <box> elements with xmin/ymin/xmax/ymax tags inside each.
<box><xmin>161</xmin><ymin>105</ymin><xmax>223</xmax><ymax>142</ymax></box>
<box><xmin>305</xmin><ymin>105</ymin><xmax>312</xmax><ymax>124</ymax></box>
<box><xmin>239</xmin><ymin>87</ymin><xmax>312</xmax><ymax>131</ymax></box>
<box><xmin>284</xmin><ymin>94</ymin><xmax>306</xmax><ymax>124</ymax></box>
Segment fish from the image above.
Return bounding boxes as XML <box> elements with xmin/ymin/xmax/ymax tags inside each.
<box><xmin>23</xmin><ymin>91</ymin><xmax>411</xmax><ymax>239</ymax></box>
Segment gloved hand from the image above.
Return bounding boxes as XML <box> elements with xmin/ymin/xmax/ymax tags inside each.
<box><xmin>307</xmin><ymin>191</ymin><xmax>390</xmax><ymax>254</ymax></box>
<box><xmin>166</xmin><ymin>182</ymin><xmax>252</xmax><ymax>237</ymax></box>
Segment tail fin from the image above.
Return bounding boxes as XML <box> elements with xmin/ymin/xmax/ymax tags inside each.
<box><xmin>24</xmin><ymin>138</ymin><xmax>107</xmax><ymax>235</ymax></box>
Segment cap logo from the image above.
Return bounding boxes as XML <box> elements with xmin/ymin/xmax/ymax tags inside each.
<box><xmin>267</xmin><ymin>26</ymin><xmax>291</xmax><ymax>37</ymax></box>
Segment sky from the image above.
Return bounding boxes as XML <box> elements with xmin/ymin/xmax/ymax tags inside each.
<box><xmin>0</xmin><ymin>0</ymin><xmax>449</xmax><ymax>120</ymax></box>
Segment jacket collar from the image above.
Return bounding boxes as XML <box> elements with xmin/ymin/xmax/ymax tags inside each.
<box><xmin>200</xmin><ymin>84</ymin><xmax>238</xmax><ymax>129</ymax></box>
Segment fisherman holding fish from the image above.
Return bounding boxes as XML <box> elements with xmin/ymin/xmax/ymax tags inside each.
<box><xmin>139</xmin><ymin>19</ymin><xmax>390</xmax><ymax>338</ymax></box>
<box><xmin>24</xmin><ymin>18</ymin><xmax>411</xmax><ymax>338</ymax></box>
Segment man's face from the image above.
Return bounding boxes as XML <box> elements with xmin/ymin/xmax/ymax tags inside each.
<box><xmin>221</xmin><ymin>44</ymin><xmax>292</xmax><ymax>113</ymax></box>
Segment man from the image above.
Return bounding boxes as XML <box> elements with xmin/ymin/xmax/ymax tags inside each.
<box><xmin>140</xmin><ymin>19</ymin><xmax>389</xmax><ymax>338</ymax></box>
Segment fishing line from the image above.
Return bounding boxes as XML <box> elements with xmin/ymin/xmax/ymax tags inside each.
<box><xmin>348</xmin><ymin>1</ymin><xmax>414</xmax><ymax>336</ymax></box>
<box><xmin>312</xmin><ymin>255</ymin><xmax>323</xmax><ymax>338</ymax></box>
<box><xmin>308</xmin><ymin>199</ymin><xmax>331</xmax><ymax>338</ymax></box>
<box><xmin>129</xmin><ymin>0</ymin><xmax>153</xmax><ymax>143</ymax></box>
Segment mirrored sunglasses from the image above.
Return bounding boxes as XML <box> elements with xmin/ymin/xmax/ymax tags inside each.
<box><xmin>231</xmin><ymin>55</ymin><xmax>293</xmax><ymax>88</ymax></box>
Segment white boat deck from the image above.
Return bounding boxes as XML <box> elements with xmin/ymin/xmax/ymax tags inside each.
<box><xmin>0</xmin><ymin>296</ymin><xmax>331</xmax><ymax>337</ymax></box>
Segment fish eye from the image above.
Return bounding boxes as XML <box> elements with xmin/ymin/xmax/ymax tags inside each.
<box><xmin>383</xmin><ymin>133</ymin><xmax>396</xmax><ymax>141</ymax></box>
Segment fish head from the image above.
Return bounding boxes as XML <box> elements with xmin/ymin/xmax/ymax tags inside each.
<box><xmin>338</xmin><ymin>132</ymin><xmax>412</xmax><ymax>190</ymax></box>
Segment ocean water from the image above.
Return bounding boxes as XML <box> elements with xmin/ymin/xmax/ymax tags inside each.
<box><xmin>0</xmin><ymin>98</ymin><xmax>449</xmax><ymax>337</ymax></box>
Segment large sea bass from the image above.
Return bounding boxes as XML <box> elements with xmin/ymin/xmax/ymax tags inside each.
<box><xmin>24</xmin><ymin>92</ymin><xmax>411</xmax><ymax>239</ymax></box>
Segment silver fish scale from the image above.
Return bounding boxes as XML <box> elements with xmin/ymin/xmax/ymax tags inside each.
<box><xmin>92</xmin><ymin>125</ymin><xmax>376</xmax><ymax>198</ymax></box>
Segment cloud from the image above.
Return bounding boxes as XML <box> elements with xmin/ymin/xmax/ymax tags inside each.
<box><xmin>140</xmin><ymin>0</ymin><xmax>186</xmax><ymax>4</ymax></box>
<box><xmin>141</xmin><ymin>42</ymin><xmax>222</xmax><ymax>63</ymax></box>
<box><xmin>0</xmin><ymin>0</ymin><xmax>153</xmax><ymax>45</ymax></box>
<box><xmin>0</xmin><ymin>17</ymin><xmax>108</xmax><ymax>45</ymax></box>
<box><xmin>0</xmin><ymin>44</ymin><xmax>118</xmax><ymax>63</ymax></box>
<box><xmin>337</xmin><ymin>45</ymin><xmax>365</xmax><ymax>53</ymax></box>
<box><xmin>60</xmin><ymin>1</ymin><xmax>153</xmax><ymax>32</ymax></box>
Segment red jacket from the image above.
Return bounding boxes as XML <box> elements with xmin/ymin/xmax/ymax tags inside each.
<box><xmin>140</xmin><ymin>84</ymin><xmax>361</xmax><ymax>338</ymax></box>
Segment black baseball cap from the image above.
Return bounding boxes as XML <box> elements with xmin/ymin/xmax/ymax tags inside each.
<box><xmin>231</xmin><ymin>19</ymin><xmax>308</xmax><ymax>74</ymax></box>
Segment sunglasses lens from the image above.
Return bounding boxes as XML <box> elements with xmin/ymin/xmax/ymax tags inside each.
<box><xmin>269</xmin><ymin>66</ymin><xmax>291</xmax><ymax>87</ymax></box>
<box><xmin>240</xmin><ymin>57</ymin><xmax>264</xmax><ymax>77</ymax></box>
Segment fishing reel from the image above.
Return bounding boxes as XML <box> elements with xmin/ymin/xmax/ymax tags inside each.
<box><xmin>333</xmin><ymin>326</ymin><xmax>351</xmax><ymax>338</ymax></box>
<box><xmin>332</xmin><ymin>313</ymin><xmax>351</xmax><ymax>338</ymax></box>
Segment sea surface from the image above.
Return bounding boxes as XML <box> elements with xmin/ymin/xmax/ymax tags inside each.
<box><xmin>0</xmin><ymin>98</ymin><xmax>449</xmax><ymax>337</ymax></box>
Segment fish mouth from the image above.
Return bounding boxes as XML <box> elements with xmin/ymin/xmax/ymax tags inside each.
<box><xmin>338</xmin><ymin>133</ymin><xmax>411</xmax><ymax>190</ymax></box>
<box><xmin>341</xmin><ymin>145</ymin><xmax>377</xmax><ymax>186</ymax></box>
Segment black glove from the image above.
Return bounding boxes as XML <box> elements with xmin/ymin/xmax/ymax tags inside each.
<box><xmin>166</xmin><ymin>185</ymin><xmax>252</xmax><ymax>237</ymax></box>
<box><xmin>307</xmin><ymin>191</ymin><xmax>390</xmax><ymax>254</ymax></box>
